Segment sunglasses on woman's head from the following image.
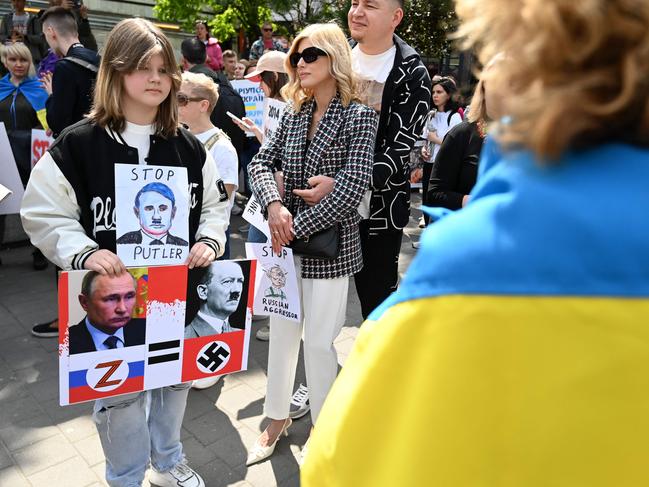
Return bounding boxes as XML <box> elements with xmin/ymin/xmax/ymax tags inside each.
<box><xmin>289</xmin><ymin>47</ymin><xmax>328</xmax><ymax>68</ymax></box>
<box><xmin>177</xmin><ymin>93</ymin><xmax>205</xmax><ymax>106</ymax></box>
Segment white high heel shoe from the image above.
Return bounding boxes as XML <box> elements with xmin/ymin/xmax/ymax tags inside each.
<box><xmin>246</xmin><ymin>418</ymin><xmax>292</xmax><ymax>466</ymax></box>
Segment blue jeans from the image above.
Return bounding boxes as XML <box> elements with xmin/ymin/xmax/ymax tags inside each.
<box><xmin>92</xmin><ymin>383</ymin><xmax>191</xmax><ymax>487</ymax></box>
<box><xmin>218</xmin><ymin>227</ymin><xmax>231</xmax><ymax>260</ymax></box>
<box><xmin>240</xmin><ymin>138</ymin><xmax>262</xmax><ymax>195</ymax></box>
<box><xmin>247</xmin><ymin>224</ymin><xmax>268</xmax><ymax>244</ymax></box>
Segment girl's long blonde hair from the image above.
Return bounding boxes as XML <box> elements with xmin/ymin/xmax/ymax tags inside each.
<box><xmin>456</xmin><ymin>0</ymin><xmax>649</xmax><ymax>159</ymax></box>
<box><xmin>89</xmin><ymin>18</ymin><xmax>181</xmax><ymax>137</ymax></box>
<box><xmin>282</xmin><ymin>22</ymin><xmax>357</xmax><ymax>112</ymax></box>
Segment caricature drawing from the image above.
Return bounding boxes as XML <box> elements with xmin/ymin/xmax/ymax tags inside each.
<box><xmin>117</xmin><ymin>182</ymin><xmax>189</xmax><ymax>246</ymax></box>
<box><xmin>263</xmin><ymin>265</ymin><xmax>288</xmax><ymax>300</ymax></box>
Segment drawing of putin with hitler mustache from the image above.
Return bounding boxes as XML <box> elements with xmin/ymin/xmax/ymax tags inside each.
<box><xmin>117</xmin><ymin>182</ymin><xmax>189</xmax><ymax>246</ymax></box>
<box><xmin>185</xmin><ymin>261</ymin><xmax>245</xmax><ymax>338</ymax></box>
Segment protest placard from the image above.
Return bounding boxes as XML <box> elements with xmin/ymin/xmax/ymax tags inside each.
<box><xmin>115</xmin><ymin>164</ymin><xmax>190</xmax><ymax>267</ymax></box>
<box><xmin>231</xmin><ymin>79</ymin><xmax>265</xmax><ymax>137</ymax></box>
<box><xmin>182</xmin><ymin>259</ymin><xmax>256</xmax><ymax>382</ymax></box>
<box><xmin>0</xmin><ymin>183</ymin><xmax>11</xmax><ymax>203</ymax></box>
<box><xmin>0</xmin><ymin>122</ymin><xmax>25</xmax><ymax>215</ymax></box>
<box><xmin>245</xmin><ymin>243</ymin><xmax>300</xmax><ymax>323</ymax></box>
<box><xmin>242</xmin><ymin>195</ymin><xmax>271</xmax><ymax>240</ymax></box>
<box><xmin>31</xmin><ymin>129</ymin><xmax>54</xmax><ymax>167</ymax></box>
<box><xmin>262</xmin><ymin>98</ymin><xmax>286</xmax><ymax>142</ymax></box>
<box><xmin>58</xmin><ymin>261</ymin><xmax>256</xmax><ymax>405</ymax></box>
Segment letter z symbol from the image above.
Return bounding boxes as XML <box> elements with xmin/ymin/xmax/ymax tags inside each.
<box><xmin>94</xmin><ymin>360</ymin><xmax>123</xmax><ymax>389</ymax></box>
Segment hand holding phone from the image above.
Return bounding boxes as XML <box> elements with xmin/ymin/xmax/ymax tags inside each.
<box><xmin>226</xmin><ymin>111</ymin><xmax>245</xmax><ymax>125</ymax></box>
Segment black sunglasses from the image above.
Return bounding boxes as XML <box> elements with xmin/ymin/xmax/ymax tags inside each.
<box><xmin>177</xmin><ymin>93</ymin><xmax>205</xmax><ymax>106</ymax></box>
<box><xmin>289</xmin><ymin>47</ymin><xmax>328</xmax><ymax>67</ymax></box>
<box><xmin>263</xmin><ymin>27</ymin><xmax>273</xmax><ymax>32</ymax></box>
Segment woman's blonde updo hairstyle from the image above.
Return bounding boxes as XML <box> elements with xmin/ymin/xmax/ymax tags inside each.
<box><xmin>455</xmin><ymin>0</ymin><xmax>649</xmax><ymax>159</ymax></box>
<box><xmin>282</xmin><ymin>22</ymin><xmax>358</xmax><ymax>112</ymax></box>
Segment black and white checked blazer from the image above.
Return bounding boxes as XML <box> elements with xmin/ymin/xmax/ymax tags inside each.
<box><xmin>249</xmin><ymin>96</ymin><xmax>377</xmax><ymax>279</ymax></box>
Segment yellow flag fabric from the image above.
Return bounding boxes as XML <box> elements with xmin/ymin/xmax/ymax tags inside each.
<box><xmin>302</xmin><ymin>295</ymin><xmax>649</xmax><ymax>487</ymax></box>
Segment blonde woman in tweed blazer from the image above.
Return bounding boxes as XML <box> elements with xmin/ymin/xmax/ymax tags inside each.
<box><xmin>247</xmin><ymin>23</ymin><xmax>377</xmax><ymax>465</ymax></box>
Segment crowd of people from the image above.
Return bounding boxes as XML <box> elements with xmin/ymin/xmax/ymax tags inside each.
<box><xmin>4</xmin><ymin>0</ymin><xmax>646</xmax><ymax>485</ymax></box>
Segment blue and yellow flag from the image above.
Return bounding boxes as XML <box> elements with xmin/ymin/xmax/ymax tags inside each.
<box><xmin>302</xmin><ymin>143</ymin><xmax>649</xmax><ymax>486</ymax></box>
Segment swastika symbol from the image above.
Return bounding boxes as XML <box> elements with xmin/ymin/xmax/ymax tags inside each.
<box><xmin>197</xmin><ymin>342</ymin><xmax>230</xmax><ymax>373</ymax></box>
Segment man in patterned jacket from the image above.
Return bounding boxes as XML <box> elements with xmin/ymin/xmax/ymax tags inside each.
<box><xmin>296</xmin><ymin>0</ymin><xmax>430</xmax><ymax>319</ymax></box>
<box><xmin>285</xmin><ymin>0</ymin><xmax>431</xmax><ymax>419</ymax></box>
<box><xmin>349</xmin><ymin>0</ymin><xmax>431</xmax><ymax>319</ymax></box>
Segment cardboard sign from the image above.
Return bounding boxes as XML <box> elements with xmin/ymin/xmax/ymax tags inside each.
<box><xmin>0</xmin><ymin>122</ymin><xmax>25</xmax><ymax>215</ymax></box>
<box><xmin>115</xmin><ymin>164</ymin><xmax>190</xmax><ymax>267</ymax></box>
<box><xmin>58</xmin><ymin>261</ymin><xmax>256</xmax><ymax>405</ymax></box>
<box><xmin>242</xmin><ymin>195</ymin><xmax>271</xmax><ymax>240</ymax></box>
<box><xmin>245</xmin><ymin>243</ymin><xmax>300</xmax><ymax>323</ymax></box>
<box><xmin>31</xmin><ymin>129</ymin><xmax>54</xmax><ymax>167</ymax></box>
<box><xmin>262</xmin><ymin>98</ymin><xmax>286</xmax><ymax>143</ymax></box>
<box><xmin>0</xmin><ymin>183</ymin><xmax>11</xmax><ymax>203</ymax></box>
<box><xmin>231</xmin><ymin>80</ymin><xmax>265</xmax><ymax>137</ymax></box>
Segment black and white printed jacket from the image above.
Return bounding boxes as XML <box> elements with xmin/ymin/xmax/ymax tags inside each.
<box><xmin>352</xmin><ymin>35</ymin><xmax>432</xmax><ymax>233</ymax></box>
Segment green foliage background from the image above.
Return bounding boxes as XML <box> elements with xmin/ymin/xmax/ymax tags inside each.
<box><xmin>154</xmin><ymin>0</ymin><xmax>456</xmax><ymax>58</ymax></box>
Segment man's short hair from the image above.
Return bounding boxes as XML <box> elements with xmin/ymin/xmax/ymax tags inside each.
<box><xmin>197</xmin><ymin>265</ymin><xmax>216</xmax><ymax>297</ymax></box>
<box><xmin>81</xmin><ymin>271</ymin><xmax>101</xmax><ymax>297</ymax></box>
<box><xmin>81</xmin><ymin>271</ymin><xmax>136</xmax><ymax>297</ymax></box>
<box><xmin>222</xmin><ymin>50</ymin><xmax>237</xmax><ymax>60</ymax></box>
<box><xmin>181</xmin><ymin>37</ymin><xmax>207</xmax><ymax>65</ymax></box>
<box><xmin>182</xmin><ymin>71</ymin><xmax>220</xmax><ymax>111</ymax></box>
<box><xmin>41</xmin><ymin>6</ymin><xmax>78</xmax><ymax>37</ymax></box>
<box><xmin>135</xmin><ymin>182</ymin><xmax>176</xmax><ymax>208</ymax></box>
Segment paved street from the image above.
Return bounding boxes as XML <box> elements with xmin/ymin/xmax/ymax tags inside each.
<box><xmin>0</xmin><ymin>197</ymin><xmax>423</xmax><ymax>487</ymax></box>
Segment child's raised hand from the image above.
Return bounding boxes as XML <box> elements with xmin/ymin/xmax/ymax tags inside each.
<box><xmin>84</xmin><ymin>250</ymin><xmax>127</xmax><ymax>276</ymax></box>
<box><xmin>186</xmin><ymin>241</ymin><xmax>216</xmax><ymax>269</ymax></box>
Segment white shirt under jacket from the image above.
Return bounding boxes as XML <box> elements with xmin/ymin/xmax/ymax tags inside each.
<box><xmin>20</xmin><ymin>122</ymin><xmax>230</xmax><ymax>270</ymax></box>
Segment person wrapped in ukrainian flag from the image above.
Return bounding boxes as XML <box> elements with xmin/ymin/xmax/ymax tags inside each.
<box><xmin>302</xmin><ymin>0</ymin><xmax>649</xmax><ymax>485</ymax></box>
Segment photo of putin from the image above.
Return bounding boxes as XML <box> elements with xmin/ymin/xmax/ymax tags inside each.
<box><xmin>116</xmin><ymin>182</ymin><xmax>189</xmax><ymax>246</ymax></box>
<box><xmin>185</xmin><ymin>261</ymin><xmax>247</xmax><ymax>338</ymax></box>
<box><xmin>69</xmin><ymin>272</ymin><xmax>146</xmax><ymax>355</ymax></box>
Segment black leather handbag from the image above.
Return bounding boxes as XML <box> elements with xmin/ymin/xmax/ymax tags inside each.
<box><xmin>290</xmin><ymin>225</ymin><xmax>340</xmax><ymax>260</ymax></box>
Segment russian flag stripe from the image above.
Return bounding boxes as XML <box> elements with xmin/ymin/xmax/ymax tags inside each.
<box><xmin>68</xmin><ymin>360</ymin><xmax>145</xmax><ymax>388</ymax></box>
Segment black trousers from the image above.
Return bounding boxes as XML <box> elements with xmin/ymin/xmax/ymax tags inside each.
<box><xmin>422</xmin><ymin>161</ymin><xmax>433</xmax><ymax>225</ymax></box>
<box><xmin>354</xmin><ymin>220</ymin><xmax>403</xmax><ymax>320</ymax></box>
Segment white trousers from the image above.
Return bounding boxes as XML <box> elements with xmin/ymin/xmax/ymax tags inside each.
<box><xmin>264</xmin><ymin>257</ymin><xmax>349</xmax><ymax>424</ymax></box>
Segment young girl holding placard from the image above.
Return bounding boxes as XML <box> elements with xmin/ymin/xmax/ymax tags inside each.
<box><xmin>21</xmin><ymin>18</ymin><xmax>230</xmax><ymax>487</ymax></box>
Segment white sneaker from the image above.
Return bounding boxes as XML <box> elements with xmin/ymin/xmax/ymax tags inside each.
<box><xmin>255</xmin><ymin>325</ymin><xmax>270</xmax><ymax>341</ymax></box>
<box><xmin>191</xmin><ymin>375</ymin><xmax>222</xmax><ymax>390</ymax></box>
<box><xmin>288</xmin><ymin>384</ymin><xmax>310</xmax><ymax>419</ymax></box>
<box><xmin>149</xmin><ymin>462</ymin><xmax>205</xmax><ymax>487</ymax></box>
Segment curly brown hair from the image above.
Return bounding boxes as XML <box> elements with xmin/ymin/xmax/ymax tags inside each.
<box><xmin>455</xmin><ymin>0</ymin><xmax>649</xmax><ymax>159</ymax></box>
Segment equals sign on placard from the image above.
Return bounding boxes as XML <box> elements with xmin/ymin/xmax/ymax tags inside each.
<box><xmin>147</xmin><ymin>340</ymin><xmax>181</xmax><ymax>365</ymax></box>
